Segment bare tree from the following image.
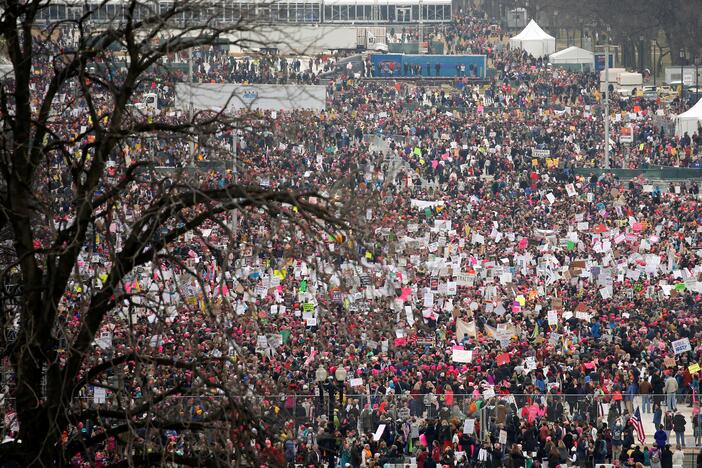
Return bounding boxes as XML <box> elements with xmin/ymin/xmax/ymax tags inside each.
<box><xmin>532</xmin><ymin>0</ymin><xmax>702</xmax><ymax>67</ymax></box>
<box><xmin>0</xmin><ymin>0</ymin><xmax>353</xmax><ymax>465</ymax></box>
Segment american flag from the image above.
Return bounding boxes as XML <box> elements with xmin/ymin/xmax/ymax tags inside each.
<box><xmin>629</xmin><ymin>407</ymin><xmax>646</xmax><ymax>445</ymax></box>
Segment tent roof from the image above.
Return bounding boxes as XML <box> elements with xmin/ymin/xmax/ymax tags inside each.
<box><xmin>511</xmin><ymin>19</ymin><xmax>555</xmax><ymax>41</ymax></box>
<box><xmin>549</xmin><ymin>46</ymin><xmax>593</xmax><ymax>60</ymax></box>
<box><xmin>677</xmin><ymin>98</ymin><xmax>702</xmax><ymax>119</ymax></box>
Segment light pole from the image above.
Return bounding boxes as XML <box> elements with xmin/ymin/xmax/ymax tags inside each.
<box><xmin>231</xmin><ymin>131</ymin><xmax>238</xmax><ymax>236</ymax></box>
<box><xmin>652</xmin><ymin>40</ymin><xmax>656</xmax><ymax>88</ymax></box>
<box><xmin>188</xmin><ymin>47</ymin><xmax>194</xmax><ymax>164</ymax></box>
<box><xmin>639</xmin><ymin>35</ymin><xmax>644</xmax><ymax>75</ymax></box>
<box><xmin>604</xmin><ymin>43</ymin><xmax>610</xmax><ymax>168</ymax></box>
<box><xmin>316</xmin><ymin>365</ymin><xmax>328</xmax><ymax>383</ymax></box>
<box><xmin>418</xmin><ymin>0</ymin><xmax>424</xmax><ymax>53</ymax></box>
<box><xmin>595</xmin><ymin>36</ymin><xmax>613</xmax><ymax>168</ymax></box>
<box><xmin>680</xmin><ymin>49</ymin><xmax>685</xmax><ymax>101</ymax></box>
<box><xmin>316</xmin><ymin>365</ymin><xmax>328</xmax><ymax>414</ymax></box>
<box><xmin>335</xmin><ymin>367</ymin><xmax>347</xmax><ymax>405</ymax></box>
<box><xmin>695</xmin><ymin>55</ymin><xmax>700</xmax><ymax>101</ymax></box>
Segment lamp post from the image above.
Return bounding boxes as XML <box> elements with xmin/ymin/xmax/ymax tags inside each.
<box><xmin>595</xmin><ymin>35</ymin><xmax>614</xmax><ymax>168</ymax></box>
<box><xmin>652</xmin><ymin>40</ymin><xmax>656</xmax><ymax>88</ymax></box>
<box><xmin>680</xmin><ymin>49</ymin><xmax>685</xmax><ymax>101</ymax></box>
<box><xmin>188</xmin><ymin>46</ymin><xmax>194</xmax><ymax>164</ymax></box>
<box><xmin>316</xmin><ymin>365</ymin><xmax>328</xmax><ymax>414</ymax></box>
<box><xmin>230</xmin><ymin>131</ymin><xmax>238</xmax><ymax>236</ymax></box>
<box><xmin>695</xmin><ymin>55</ymin><xmax>700</xmax><ymax>101</ymax></box>
<box><xmin>418</xmin><ymin>0</ymin><xmax>423</xmax><ymax>54</ymax></box>
<box><xmin>604</xmin><ymin>43</ymin><xmax>610</xmax><ymax>168</ymax></box>
<box><xmin>316</xmin><ymin>365</ymin><xmax>328</xmax><ymax>382</ymax></box>
<box><xmin>524</xmin><ymin>1</ymin><xmax>529</xmax><ymax>23</ymax></box>
<box><xmin>639</xmin><ymin>35</ymin><xmax>644</xmax><ymax>74</ymax></box>
<box><xmin>335</xmin><ymin>367</ymin><xmax>347</xmax><ymax>405</ymax></box>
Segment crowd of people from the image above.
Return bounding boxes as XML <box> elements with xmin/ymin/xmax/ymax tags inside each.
<box><xmin>2</xmin><ymin>5</ymin><xmax>702</xmax><ymax>468</ymax></box>
<box><xmin>163</xmin><ymin>51</ymin><xmax>332</xmax><ymax>84</ymax></box>
<box><xmin>149</xmin><ymin>18</ymin><xmax>702</xmax><ymax>170</ymax></box>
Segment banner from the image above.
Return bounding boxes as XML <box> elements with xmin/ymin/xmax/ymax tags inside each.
<box><xmin>456</xmin><ymin>318</ymin><xmax>477</xmax><ymax>340</ymax></box>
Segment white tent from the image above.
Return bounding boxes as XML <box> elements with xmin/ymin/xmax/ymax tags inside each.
<box><xmin>675</xmin><ymin>98</ymin><xmax>702</xmax><ymax>136</ymax></box>
<box><xmin>509</xmin><ymin>20</ymin><xmax>555</xmax><ymax>58</ymax></box>
<box><xmin>549</xmin><ymin>46</ymin><xmax>594</xmax><ymax>68</ymax></box>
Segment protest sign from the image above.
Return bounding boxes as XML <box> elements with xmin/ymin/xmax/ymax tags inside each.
<box><xmin>94</xmin><ymin>387</ymin><xmax>106</xmax><ymax>404</ymax></box>
<box><xmin>373</xmin><ymin>424</ymin><xmax>386</xmax><ymax>441</ymax></box>
<box><xmin>452</xmin><ymin>349</ymin><xmax>473</xmax><ymax>363</ymax></box>
<box><xmin>349</xmin><ymin>378</ymin><xmax>364</xmax><ymax>387</ymax></box>
<box><xmin>463</xmin><ymin>419</ymin><xmax>475</xmax><ymax>435</ymax></box>
<box><xmin>672</xmin><ymin>337</ymin><xmax>692</xmax><ymax>354</ymax></box>
<box><xmin>547</xmin><ymin>310</ymin><xmax>558</xmax><ymax>326</ymax></box>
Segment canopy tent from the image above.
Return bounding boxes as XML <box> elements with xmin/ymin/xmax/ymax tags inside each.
<box><xmin>549</xmin><ymin>46</ymin><xmax>594</xmax><ymax>71</ymax></box>
<box><xmin>509</xmin><ymin>20</ymin><xmax>555</xmax><ymax>58</ymax></box>
<box><xmin>674</xmin><ymin>98</ymin><xmax>702</xmax><ymax>136</ymax></box>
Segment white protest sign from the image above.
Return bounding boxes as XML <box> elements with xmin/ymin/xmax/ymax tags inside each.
<box><xmin>267</xmin><ymin>334</ymin><xmax>283</xmax><ymax>349</ymax></box>
<box><xmin>575</xmin><ymin>311</ymin><xmax>591</xmax><ymax>321</ymax></box>
<box><xmin>452</xmin><ymin>349</ymin><xmax>473</xmax><ymax>363</ymax></box>
<box><xmin>349</xmin><ymin>378</ymin><xmax>364</xmax><ymax>387</ymax></box>
<box><xmin>496</xmin><ymin>330</ymin><xmax>511</xmax><ymax>348</ymax></box>
<box><xmin>256</xmin><ymin>335</ymin><xmax>268</xmax><ymax>348</ymax></box>
<box><xmin>463</xmin><ymin>419</ymin><xmax>475</xmax><ymax>434</ymax></box>
<box><xmin>525</xmin><ymin>356</ymin><xmax>537</xmax><ymax>371</ymax></box>
<box><xmin>95</xmin><ymin>331</ymin><xmax>113</xmax><ymax>349</ymax></box>
<box><xmin>547</xmin><ymin>310</ymin><xmax>558</xmax><ymax>326</ymax></box>
<box><xmin>672</xmin><ymin>337</ymin><xmax>692</xmax><ymax>355</ymax></box>
<box><xmin>94</xmin><ymin>387</ymin><xmax>106</xmax><ymax>404</ymax></box>
<box><xmin>373</xmin><ymin>424</ymin><xmax>386</xmax><ymax>441</ymax></box>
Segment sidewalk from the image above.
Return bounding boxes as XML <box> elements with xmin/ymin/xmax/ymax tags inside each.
<box><xmin>632</xmin><ymin>396</ymin><xmax>698</xmax><ymax>447</ymax></box>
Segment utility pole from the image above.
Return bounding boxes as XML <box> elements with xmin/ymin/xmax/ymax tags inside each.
<box><xmin>418</xmin><ymin>0</ymin><xmax>424</xmax><ymax>53</ymax></box>
<box><xmin>604</xmin><ymin>43</ymin><xmax>610</xmax><ymax>168</ymax></box>
<box><xmin>653</xmin><ymin>41</ymin><xmax>656</xmax><ymax>88</ymax></box>
<box><xmin>188</xmin><ymin>47</ymin><xmax>195</xmax><ymax>163</ymax></box>
<box><xmin>696</xmin><ymin>55</ymin><xmax>700</xmax><ymax>100</ymax></box>
<box><xmin>231</xmin><ymin>132</ymin><xmax>238</xmax><ymax>236</ymax></box>
<box><xmin>680</xmin><ymin>49</ymin><xmax>685</xmax><ymax>103</ymax></box>
<box><xmin>595</xmin><ymin>38</ymin><xmax>618</xmax><ymax>169</ymax></box>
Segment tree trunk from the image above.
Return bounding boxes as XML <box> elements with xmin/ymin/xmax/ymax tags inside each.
<box><xmin>17</xmin><ymin>405</ymin><xmax>60</xmax><ymax>466</ymax></box>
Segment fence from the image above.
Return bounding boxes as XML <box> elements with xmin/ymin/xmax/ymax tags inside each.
<box><xmin>3</xmin><ymin>392</ymin><xmax>700</xmax><ymax>467</ymax></box>
<box><xmin>365</xmin><ymin>133</ymin><xmax>702</xmax><ymax>181</ymax></box>
<box><xmin>245</xmin><ymin>392</ymin><xmax>700</xmax><ymax>447</ymax></box>
<box><xmin>572</xmin><ymin>167</ymin><xmax>702</xmax><ymax>180</ymax></box>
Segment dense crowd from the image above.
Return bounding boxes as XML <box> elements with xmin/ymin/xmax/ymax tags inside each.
<box><xmin>149</xmin><ymin>15</ymin><xmax>702</xmax><ymax>170</ymax></box>
<box><xmin>2</xmin><ymin>6</ymin><xmax>702</xmax><ymax>468</ymax></box>
<box><xmin>163</xmin><ymin>51</ymin><xmax>331</xmax><ymax>84</ymax></box>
